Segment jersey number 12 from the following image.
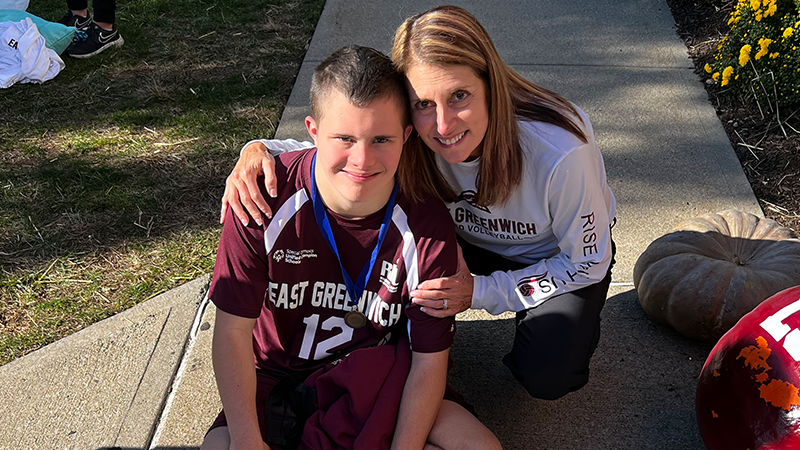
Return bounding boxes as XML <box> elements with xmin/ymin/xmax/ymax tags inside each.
<box><xmin>298</xmin><ymin>314</ymin><xmax>354</xmax><ymax>360</ymax></box>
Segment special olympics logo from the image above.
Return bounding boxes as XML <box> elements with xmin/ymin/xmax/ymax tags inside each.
<box><xmin>516</xmin><ymin>271</ymin><xmax>548</xmax><ymax>297</ymax></box>
<box><xmin>273</xmin><ymin>249</ymin><xmax>285</xmax><ymax>262</ymax></box>
<box><xmin>455</xmin><ymin>190</ymin><xmax>491</xmax><ymax>213</ymax></box>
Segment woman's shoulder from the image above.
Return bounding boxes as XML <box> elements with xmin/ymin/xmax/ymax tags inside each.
<box><xmin>517</xmin><ymin>107</ymin><xmax>594</xmax><ymax>155</ymax></box>
<box><xmin>517</xmin><ymin>120</ymin><xmax>579</xmax><ymax>160</ymax></box>
<box><xmin>516</xmin><ymin>109</ymin><xmax>601</xmax><ymax>184</ymax></box>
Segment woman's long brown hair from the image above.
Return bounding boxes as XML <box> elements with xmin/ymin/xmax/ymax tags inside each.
<box><xmin>393</xmin><ymin>5</ymin><xmax>587</xmax><ymax>206</ymax></box>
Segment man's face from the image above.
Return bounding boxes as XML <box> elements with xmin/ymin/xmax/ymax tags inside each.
<box><xmin>306</xmin><ymin>89</ymin><xmax>412</xmax><ymax>217</ymax></box>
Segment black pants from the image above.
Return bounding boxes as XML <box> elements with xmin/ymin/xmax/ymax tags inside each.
<box><xmin>67</xmin><ymin>0</ymin><xmax>116</xmax><ymax>24</ymax></box>
<box><xmin>458</xmin><ymin>235</ymin><xmax>615</xmax><ymax>400</ymax></box>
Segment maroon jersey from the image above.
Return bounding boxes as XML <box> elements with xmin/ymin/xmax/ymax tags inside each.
<box><xmin>209</xmin><ymin>149</ymin><xmax>457</xmax><ymax>374</ymax></box>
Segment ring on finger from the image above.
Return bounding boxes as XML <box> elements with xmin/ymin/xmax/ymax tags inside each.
<box><xmin>442</xmin><ymin>299</ymin><xmax>448</xmax><ymax>310</ymax></box>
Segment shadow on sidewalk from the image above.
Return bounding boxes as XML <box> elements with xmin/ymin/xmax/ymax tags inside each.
<box><xmin>447</xmin><ymin>289</ymin><xmax>711</xmax><ymax>449</ymax></box>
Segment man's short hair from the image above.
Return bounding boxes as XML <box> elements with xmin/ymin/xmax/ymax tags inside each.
<box><xmin>309</xmin><ymin>45</ymin><xmax>410</xmax><ymax>125</ymax></box>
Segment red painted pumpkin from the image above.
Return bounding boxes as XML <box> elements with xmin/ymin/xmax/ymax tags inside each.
<box><xmin>697</xmin><ymin>285</ymin><xmax>800</xmax><ymax>450</ymax></box>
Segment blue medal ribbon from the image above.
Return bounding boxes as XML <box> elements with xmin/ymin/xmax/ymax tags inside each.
<box><xmin>310</xmin><ymin>154</ymin><xmax>397</xmax><ymax>310</ymax></box>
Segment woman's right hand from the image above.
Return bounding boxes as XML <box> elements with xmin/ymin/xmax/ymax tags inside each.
<box><xmin>220</xmin><ymin>141</ymin><xmax>278</xmax><ymax>226</ymax></box>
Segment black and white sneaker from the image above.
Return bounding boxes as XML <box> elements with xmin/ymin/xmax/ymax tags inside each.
<box><xmin>59</xmin><ymin>11</ymin><xmax>93</xmax><ymax>31</ymax></box>
<box><xmin>66</xmin><ymin>23</ymin><xmax>124</xmax><ymax>59</ymax></box>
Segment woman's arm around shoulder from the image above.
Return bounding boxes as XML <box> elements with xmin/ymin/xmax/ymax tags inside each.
<box><xmin>221</xmin><ymin>138</ymin><xmax>314</xmax><ymax>226</ymax></box>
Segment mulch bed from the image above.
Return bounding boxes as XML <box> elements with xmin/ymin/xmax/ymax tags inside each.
<box><xmin>666</xmin><ymin>0</ymin><xmax>800</xmax><ymax>232</ymax></box>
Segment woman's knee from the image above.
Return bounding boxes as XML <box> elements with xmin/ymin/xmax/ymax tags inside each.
<box><xmin>520</xmin><ymin>371</ymin><xmax>589</xmax><ymax>400</ymax></box>
<box><xmin>506</xmin><ymin>291</ymin><xmax>605</xmax><ymax>399</ymax></box>
<box><xmin>503</xmin><ymin>350</ymin><xmax>592</xmax><ymax>400</ymax></box>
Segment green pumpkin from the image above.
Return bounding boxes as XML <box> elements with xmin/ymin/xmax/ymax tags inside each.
<box><xmin>633</xmin><ymin>209</ymin><xmax>800</xmax><ymax>342</ymax></box>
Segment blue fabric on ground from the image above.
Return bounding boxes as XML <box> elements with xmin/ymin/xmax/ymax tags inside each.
<box><xmin>0</xmin><ymin>10</ymin><xmax>75</xmax><ymax>54</ymax></box>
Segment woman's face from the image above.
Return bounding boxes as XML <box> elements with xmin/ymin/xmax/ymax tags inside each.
<box><xmin>404</xmin><ymin>63</ymin><xmax>490</xmax><ymax>164</ymax></box>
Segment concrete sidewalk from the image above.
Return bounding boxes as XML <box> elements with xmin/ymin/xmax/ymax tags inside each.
<box><xmin>0</xmin><ymin>0</ymin><xmax>761</xmax><ymax>449</ymax></box>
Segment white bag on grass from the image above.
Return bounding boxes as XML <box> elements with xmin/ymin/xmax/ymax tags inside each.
<box><xmin>0</xmin><ymin>17</ymin><xmax>64</xmax><ymax>88</ymax></box>
<box><xmin>0</xmin><ymin>0</ymin><xmax>29</xmax><ymax>11</ymax></box>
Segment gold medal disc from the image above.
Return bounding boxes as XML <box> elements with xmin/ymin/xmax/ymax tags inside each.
<box><xmin>344</xmin><ymin>311</ymin><xmax>368</xmax><ymax>329</ymax></box>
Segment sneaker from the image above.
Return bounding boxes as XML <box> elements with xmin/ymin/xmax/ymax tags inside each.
<box><xmin>59</xmin><ymin>11</ymin><xmax>92</xmax><ymax>31</ymax></box>
<box><xmin>66</xmin><ymin>23</ymin><xmax>124</xmax><ymax>59</ymax></box>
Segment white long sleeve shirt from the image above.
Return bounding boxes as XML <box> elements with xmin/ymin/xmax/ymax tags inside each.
<box><xmin>243</xmin><ymin>108</ymin><xmax>615</xmax><ymax>315</ymax></box>
<box><xmin>437</xmin><ymin>111</ymin><xmax>616</xmax><ymax>314</ymax></box>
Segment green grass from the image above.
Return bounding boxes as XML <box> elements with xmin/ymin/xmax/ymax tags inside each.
<box><xmin>0</xmin><ymin>0</ymin><xmax>325</xmax><ymax>365</ymax></box>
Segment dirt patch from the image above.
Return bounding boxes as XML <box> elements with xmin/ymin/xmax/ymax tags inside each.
<box><xmin>666</xmin><ymin>0</ymin><xmax>800</xmax><ymax>232</ymax></box>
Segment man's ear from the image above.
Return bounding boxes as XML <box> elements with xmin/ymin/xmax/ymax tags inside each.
<box><xmin>305</xmin><ymin>116</ymin><xmax>319</xmax><ymax>143</ymax></box>
<box><xmin>403</xmin><ymin>124</ymin><xmax>413</xmax><ymax>143</ymax></box>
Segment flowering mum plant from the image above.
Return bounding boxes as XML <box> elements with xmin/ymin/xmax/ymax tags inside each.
<box><xmin>706</xmin><ymin>0</ymin><xmax>800</xmax><ymax>109</ymax></box>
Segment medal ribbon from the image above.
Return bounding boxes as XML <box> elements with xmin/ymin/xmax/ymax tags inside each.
<box><xmin>310</xmin><ymin>154</ymin><xmax>397</xmax><ymax>309</ymax></box>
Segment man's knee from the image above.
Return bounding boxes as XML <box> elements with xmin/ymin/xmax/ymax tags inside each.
<box><xmin>428</xmin><ymin>400</ymin><xmax>503</xmax><ymax>450</ymax></box>
<box><xmin>200</xmin><ymin>426</ymin><xmax>231</xmax><ymax>450</ymax></box>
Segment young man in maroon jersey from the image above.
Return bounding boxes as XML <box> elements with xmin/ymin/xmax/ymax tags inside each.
<box><xmin>201</xmin><ymin>46</ymin><xmax>501</xmax><ymax>450</ymax></box>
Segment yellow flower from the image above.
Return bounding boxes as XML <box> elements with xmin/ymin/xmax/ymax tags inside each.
<box><xmin>755</xmin><ymin>38</ymin><xmax>772</xmax><ymax>60</ymax></box>
<box><xmin>770</xmin><ymin>52</ymin><xmax>779</xmax><ymax>58</ymax></box>
<box><xmin>755</xmin><ymin>12</ymin><xmax>762</xmax><ymax>21</ymax></box>
<box><xmin>784</xmin><ymin>28</ymin><xmax>795</xmax><ymax>38</ymax></box>
<box><xmin>721</xmin><ymin>66</ymin><xmax>734</xmax><ymax>86</ymax></box>
<box><xmin>704</xmin><ymin>63</ymin><xmax>713</xmax><ymax>73</ymax></box>
<box><xmin>739</xmin><ymin>44</ymin><xmax>752</xmax><ymax>66</ymax></box>
<box><xmin>712</xmin><ymin>72</ymin><xmax>720</xmax><ymax>82</ymax></box>
<box><xmin>765</xmin><ymin>1</ymin><xmax>777</xmax><ymax>16</ymax></box>
<box><xmin>750</xmin><ymin>0</ymin><xmax>760</xmax><ymax>10</ymax></box>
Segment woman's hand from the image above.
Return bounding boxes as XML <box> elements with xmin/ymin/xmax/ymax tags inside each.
<box><xmin>411</xmin><ymin>246</ymin><xmax>474</xmax><ymax>317</ymax></box>
<box><xmin>220</xmin><ymin>142</ymin><xmax>277</xmax><ymax>226</ymax></box>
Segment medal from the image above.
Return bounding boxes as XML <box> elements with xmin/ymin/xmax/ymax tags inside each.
<box><xmin>344</xmin><ymin>311</ymin><xmax>368</xmax><ymax>329</ymax></box>
<box><xmin>310</xmin><ymin>154</ymin><xmax>397</xmax><ymax>329</ymax></box>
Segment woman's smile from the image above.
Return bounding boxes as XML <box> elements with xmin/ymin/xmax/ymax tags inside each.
<box><xmin>405</xmin><ymin>63</ymin><xmax>490</xmax><ymax>164</ymax></box>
